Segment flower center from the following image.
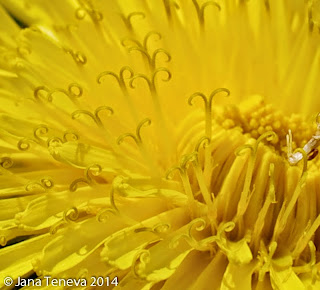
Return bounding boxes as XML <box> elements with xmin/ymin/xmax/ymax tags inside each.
<box><xmin>213</xmin><ymin>95</ymin><xmax>317</xmax><ymax>160</ymax></box>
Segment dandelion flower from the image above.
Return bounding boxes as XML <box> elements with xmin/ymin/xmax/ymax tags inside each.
<box><xmin>1</xmin><ymin>0</ymin><xmax>320</xmax><ymax>289</ymax></box>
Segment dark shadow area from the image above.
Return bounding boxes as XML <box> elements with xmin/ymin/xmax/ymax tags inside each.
<box><xmin>7</xmin><ymin>11</ymin><xmax>28</xmax><ymax>29</ymax></box>
<box><xmin>0</xmin><ymin>235</ymin><xmax>35</xmax><ymax>249</ymax></box>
